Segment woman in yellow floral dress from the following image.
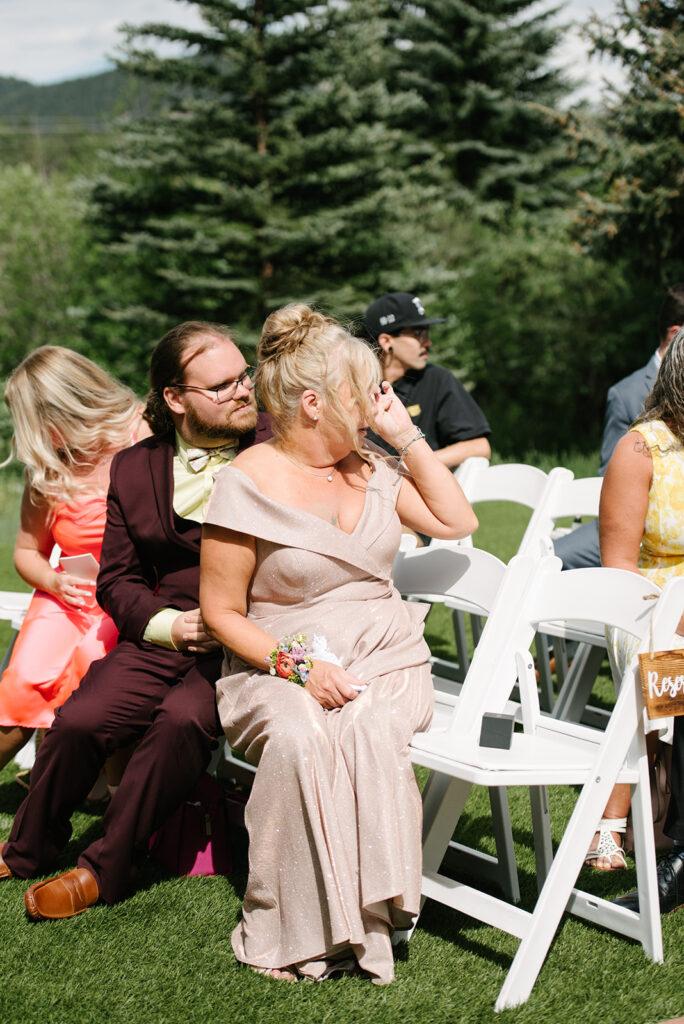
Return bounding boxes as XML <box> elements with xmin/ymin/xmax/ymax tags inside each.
<box><xmin>587</xmin><ymin>326</ymin><xmax>684</xmax><ymax>870</ymax></box>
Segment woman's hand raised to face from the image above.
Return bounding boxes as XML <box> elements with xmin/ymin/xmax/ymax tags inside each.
<box><xmin>305</xmin><ymin>660</ymin><xmax>362</xmax><ymax>709</ymax></box>
<box><xmin>369</xmin><ymin>381</ymin><xmax>418</xmax><ymax>453</ymax></box>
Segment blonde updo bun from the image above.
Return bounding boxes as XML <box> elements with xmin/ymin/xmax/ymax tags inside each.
<box><xmin>258</xmin><ymin>304</ymin><xmax>331</xmax><ymax>362</ymax></box>
<box><xmin>256</xmin><ymin>303</ymin><xmax>381</xmax><ymax>450</ymax></box>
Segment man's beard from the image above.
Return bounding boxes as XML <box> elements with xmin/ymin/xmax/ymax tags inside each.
<box><xmin>184</xmin><ymin>396</ymin><xmax>258</xmax><ymax>442</ymax></box>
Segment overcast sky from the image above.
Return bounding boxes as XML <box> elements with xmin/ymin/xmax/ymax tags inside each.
<box><xmin>0</xmin><ymin>0</ymin><xmax>625</xmax><ymax>101</ymax></box>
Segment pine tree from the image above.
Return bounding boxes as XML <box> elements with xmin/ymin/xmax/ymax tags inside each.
<box><xmin>88</xmin><ymin>0</ymin><xmax>437</xmax><ymax>354</ymax></box>
<box><xmin>385</xmin><ymin>0</ymin><xmax>573</xmax><ymax>214</ymax></box>
<box><xmin>574</xmin><ymin>0</ymin><xmax>684</xmax><ymax>285</ymax></box>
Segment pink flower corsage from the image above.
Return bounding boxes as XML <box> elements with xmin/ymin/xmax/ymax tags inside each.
<box><xmin>266</xmin><ymin>633</ymin><xmax>314</xmax><ymax>686</ymax></box>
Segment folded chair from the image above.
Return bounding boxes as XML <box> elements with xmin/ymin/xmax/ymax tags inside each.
<box><xmin>410</xmin><ymin>554</ymin><xmax>680</xmax><ymax>1011</ymax></box>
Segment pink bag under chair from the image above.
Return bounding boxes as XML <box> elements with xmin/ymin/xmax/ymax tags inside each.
<box><xmin>149</xmin><ymin>772</ymin><xmax>233</xmax><ymax>877</ymax></box>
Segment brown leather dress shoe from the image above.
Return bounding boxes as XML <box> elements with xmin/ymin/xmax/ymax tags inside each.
<box><xmin>24</xmin><ymin>868</ymin><xmax>99</xmax><ymax>920</ymax></box>
<box><xmin>0</xmin><ymin>852</ymin><xmax>13</xmax><ymax>880</ymax></box>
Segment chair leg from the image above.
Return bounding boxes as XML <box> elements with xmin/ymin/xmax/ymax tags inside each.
<box><xmin>551</xmin><ymin>636</ymin><xmax>569</xmax><ymax>684</ymax></box>
<box><xmin>451</xmin><ymin>609</ymin><xmax>470</xmax><ymax>683</ymax></box>
<box><xmin>495</xmin><ymin>734</ymin><xmax>635</xmax><ymax>1011</ymax></box>
<box><xmin>470</xmin><ymin>613</ymin><xmax>483</xmax><ymax>647</ymax></box>
<box><xmin>440</xmin><ymin>787</ymin><xmax>521</xmax><ymax>904</ymax></box>
<box><xmin>529</xmin><ymin>786</ymin><xmax>553</xmax><ymax>890</ymax></box>
<box><xmin>629</xmin><ymin>753</ymin><xmax>664</xmax><ymax>962</ymax></box>
<box><xmin>535</xmin><ymin>633</ymin><xmax>555</xmax><ymax>712</ymax></box>
<box><xmin>0</xmin><ymin>630</ymin><xmax>19</xmax><ymax>675</ymax></box>
<box><xmin>422</xmin><ymin>773</ymin><xmax>473</xmax><ymax>889</ymax></box>
<box><xmin>488</xmin><ymin>787</ymin><xmax>520</xmax><ymax>904</ymax></box>
<box><xmin>552</xmin><ymin>643</ymin><xmax>605</xmax><ymax>723</ymax></box>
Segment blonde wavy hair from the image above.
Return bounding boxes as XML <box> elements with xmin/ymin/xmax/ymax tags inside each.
<box><xmin>256</xmin><ymin>303</ymin><xmax>381</xmax><ymax>453</ymax></box>
<box><xmin>4</xmin><ymin>346</ymin><xmax>142</xmax><ymax>504</ymax></box>
<box><xmin>633</xmin><ymin>326</ymin><xmax>684</xmax><ymax>447</ymax></box>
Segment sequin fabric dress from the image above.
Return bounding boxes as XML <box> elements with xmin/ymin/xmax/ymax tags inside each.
<box><xmin>0</xmin><ymin>497</ymin><xmax>118</xmax><ymax>729</ymax></box>
<box><xmin>607</xmin><ymin>420</ymin><xmax>684</xmax><ymax>739</ymax></box>
<box><xmin>206</xmin><ymin>453</ymin><xmax>434</xmax><ymax>983</ymax></box>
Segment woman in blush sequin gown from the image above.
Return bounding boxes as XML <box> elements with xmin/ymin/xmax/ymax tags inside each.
<box><xmin>200</xmin><ymin>304</ymin><xmax>477</xmax><ymax>983</ymax></box>
<box><xmin>0</xmin><ymin>347</ymin><xmax>148</xmax><ymax>775</ymax></box>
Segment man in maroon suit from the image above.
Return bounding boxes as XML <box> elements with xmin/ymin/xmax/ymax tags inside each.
<box><xmin>0</xmin><ymin>321</ymin><xmax>270</xmax><ymax>917</ymax></box>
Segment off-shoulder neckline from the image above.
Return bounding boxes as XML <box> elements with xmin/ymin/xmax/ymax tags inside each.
<box><xmin>222</xmin><ymin>462</ymin><xmax>379</xmax><ymax>538</ymax></box>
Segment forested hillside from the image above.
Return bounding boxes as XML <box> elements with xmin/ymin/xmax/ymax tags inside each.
<box><xmin>0</xmin><ymin>70</ymin><xmax>156</xmax><ymax>124</ymax></box>
<box><xmin>0</xmin><ymin>0</ymin><xmax>682</xmax><ymax>458</ymax></box>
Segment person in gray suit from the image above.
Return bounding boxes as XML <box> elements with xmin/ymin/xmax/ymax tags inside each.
<box><xmin>554</xmin><ymin>283</ymin><xmax>684</xmax><ymax>570</ymax></box>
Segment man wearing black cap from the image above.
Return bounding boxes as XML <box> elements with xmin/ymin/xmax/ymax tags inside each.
<box><xmin>362</xmin><ymin>292</ymin><xmax>491</xmax><ymax>468</ymax></box>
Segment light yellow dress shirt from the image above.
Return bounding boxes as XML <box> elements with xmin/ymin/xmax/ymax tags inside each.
<box><xmin>142</xmin><ymin>431</ymin><xmax>238</xmax><ymax>649</ymax></box>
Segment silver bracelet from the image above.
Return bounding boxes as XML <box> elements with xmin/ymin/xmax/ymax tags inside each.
<box><xmin>397</xmin><ymin>428</ymin><xmax>426</xmax><ymax>462</ymax></box>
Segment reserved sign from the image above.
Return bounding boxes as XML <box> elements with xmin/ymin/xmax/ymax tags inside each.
<box><xmin>638</xmin><ymin>650</ymin><xmax>684</xmax><ymax>719</ymax></box>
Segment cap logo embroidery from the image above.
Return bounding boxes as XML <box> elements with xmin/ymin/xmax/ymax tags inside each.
<box><xmin>379</xmin><ymin>313</ymin><xmax>396</xmax><ymax>326</ymax></box>
<box><xmin>411</xmin><ymin>297</ymin><xmax>426</xmax><ymax>316</ymax></box>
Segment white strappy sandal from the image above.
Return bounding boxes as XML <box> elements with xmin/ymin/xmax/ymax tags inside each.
<box><xmin>584</xmin><ymin>817</ymin><xmax>628</xmax><ymax>870</ymax></box>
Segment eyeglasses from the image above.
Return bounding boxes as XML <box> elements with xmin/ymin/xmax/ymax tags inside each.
<box><xmin>401</xmin><ymin>328</ymin><xmax>430</xmax><ymax>343</ymax></box>
<box><xmin>173</xmin><ymin>367</ymin><xmax>254</xmax><ymax>404</ymax></box>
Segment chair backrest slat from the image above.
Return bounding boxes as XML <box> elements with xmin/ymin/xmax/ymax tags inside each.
<box><xmin>393</xmin><ymin>544</ymin><xmax>506</xmax><ymax>616</ymax></box>
<box><xmin>447</xmin><ymin>556</ymin><xmax>683</xmax><ymax>738</ymax></box>
<box><xmin>464</xmin><ymin>463</ymin><xmax>551</xmax><ymax>509</ymax></box>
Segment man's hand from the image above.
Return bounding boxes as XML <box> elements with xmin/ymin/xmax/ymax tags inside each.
<box><xmin>171</xmin><ymin>609</ymin><xmax>220</xmax><ymax>653</ymax></box>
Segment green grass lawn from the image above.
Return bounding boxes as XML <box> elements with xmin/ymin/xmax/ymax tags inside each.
<box><xmin>0</xmin><ymin>459</ymin><xmax>683</xmax><ymax>1024</ymax></box>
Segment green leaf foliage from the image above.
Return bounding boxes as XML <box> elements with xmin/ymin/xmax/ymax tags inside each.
<box><xmin>424</xmin><ymin>206</ymin><xmax>658</xmax><ymax>458</ymax></box>
<box><xmin>0</xmin><ymin>165</ymin><xmax>91</xmax><ymax>377</ymax></box>
<box><xmin>87</xmin><ymin>0</ymin><xmax>440</xmax><ymax>366</ymax></box>
<box><xmin>575</xmin><ymin>0</ymin><xmax>684</xmax><ymax>285</ymax></box>
<box><xmin>384</xmin><ymin>0</ymin><xmax>574</xmax><ymax>213</ymax></box>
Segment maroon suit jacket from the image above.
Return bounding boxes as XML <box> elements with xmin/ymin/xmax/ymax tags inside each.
<box><xmin>96</xmin><ymin>413</ymin><xmax>272</xmax><ymax>643</ymax></box>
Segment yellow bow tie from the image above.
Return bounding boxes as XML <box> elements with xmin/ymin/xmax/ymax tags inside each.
<box><xmin>186</xmin><ymin>443</ymin><xmax>238</xmax><ymax>472</ymax></box>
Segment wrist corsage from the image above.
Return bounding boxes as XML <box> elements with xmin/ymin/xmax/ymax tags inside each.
<box><xmin>266</xmin><ymin>633</ymin><xmax>314</xmax><ymax>686</ymax></box>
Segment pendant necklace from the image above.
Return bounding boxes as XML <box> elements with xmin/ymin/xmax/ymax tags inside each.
<box><xmin>279</xmin><ymin>448</ymin><xmax>337</xmax><ymax>482</ymax></box>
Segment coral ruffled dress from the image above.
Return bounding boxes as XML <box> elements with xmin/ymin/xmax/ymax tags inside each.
<box><xmin>0</xmin><ymin>497</ymin><xmax>118</xmax><ymax>729</ymax></box>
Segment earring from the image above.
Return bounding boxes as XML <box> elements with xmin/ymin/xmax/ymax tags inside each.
<box><xmin>388</xmin><ymin>345</ymin><xmax>393</xmax><ymax>354</ymax></box>
<box><xmin>313</xmin><ymin>415</ymin><xmax>318</xmax><ymax>422</ymax></box>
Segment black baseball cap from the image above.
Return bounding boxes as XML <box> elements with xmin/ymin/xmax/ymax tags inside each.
<box><xmin>363</xmin><ymin>292</ymin><xmax>447</xmax><ymax>341</ymax></box>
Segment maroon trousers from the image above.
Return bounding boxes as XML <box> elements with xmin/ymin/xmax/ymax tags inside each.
<box><xmin>3</xmin><ymin>640</ymin><xmax>222</xmax><ymax>903</ymax></box>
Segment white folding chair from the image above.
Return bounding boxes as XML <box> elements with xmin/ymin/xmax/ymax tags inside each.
<box><xmin>409</xmin><ymin>554</ymin><xmax>679</xmax><ymax>1011</ymax></box>
<box><xmin>455</xmin><ymin>463</ymin><xmax>573</xmax><ymax>554</ymax></box>
<box><xmin>0</xmin><ymin>591</ymin><xmax>32</xmax><ymax>674</ymax></box>
<box><xmin>0</xmin><ymin>548</ymin><xmax>61</xmax><ymax>770</ymax></box>
<box><xmin>453</xmin><ymin>454</ymin><xmax>489</xmax><ymax>493</ymax></box>
<box><xmin>429</xmin><ymin>463</ymin><xmax>573</xmax><ymax>708</ymax></box>
<box><xmin>0</xmin><ymin>546</ymin><xmax>61</xmax><ymax>675</ymax></box>
<box><xmin>394</xmin><ymin>543</ymin><xmax>521</xmax><ymax>903</ymax></box>
<box><xmin>0</xmin><ymin>591</ymin><xmax>37</xmax><ymax>771</ymax></box>
<box><xmin>522</xmin><ymin>475</ymin><xmax>607</xmax><ymax>725</ymax></box>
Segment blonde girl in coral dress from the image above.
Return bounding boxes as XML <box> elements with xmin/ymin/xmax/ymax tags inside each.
<box><xmin>0</xmin><ymin>346</ymin><xmax>148</xmax><ymax>775</ymax></box>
